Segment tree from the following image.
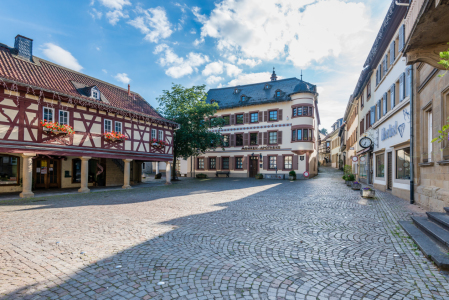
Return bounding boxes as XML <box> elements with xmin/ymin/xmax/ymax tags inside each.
<box><xmin>157</xmin><ymin>84</ymin><xmax>226</xmax><ymax>180</ymax></box>
<box><xmin>319</xmin><ymin>128</ymin><xmax>328</xmax><ymax>135</ymax></box>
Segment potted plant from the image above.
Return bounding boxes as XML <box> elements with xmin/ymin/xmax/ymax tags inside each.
<box><xmin>352</xmin><ymin>181</ymin><xmax>361</xmax><ymax>190</ymax></box>
<box><xmin>104</xmin><ymin>131</ymin><xmax>127</xmax><ymax>142</ymax></box>
<box><xmin>155</xmin><ymin>173</ymin><xmax>162</xmax><ymax>179</ymax></box>
<box><xmin>255</xmin><ymin>174</ymin><xmax>263</xmax><ymax>179</ymax></box>
<box><xmin>151</xmin><ymin>139</ymin><xmax>167</xmax><ymax>148</ymax></box>
<box><xmin>288</xmin><ymin>170</ymin><xmax>296</xmax><ymax>180</ymax></box>
<box><xmin>196</xmin><ymin>173</ymin><xmax>207</xmax><ymax>179</ymax></box>
<box><xmin>361</xmin><ymin>187</ymin><xmax>375</xmax><ymax>198</ymax></box>
<box><xmin>346</xmin><ymin>174</ymin><xmax>355</xmax><ymax>186</ymax></box>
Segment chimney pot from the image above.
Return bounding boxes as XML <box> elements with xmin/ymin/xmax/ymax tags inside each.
<box><xmin>14</xmin><ymin>35</ymin><xmax>33</xmax><ymax>62</ymax></box>
<box><xmin>128</xmin><ymin>84</ymin><xmax>130</xmax><ymax>96</ymax></box>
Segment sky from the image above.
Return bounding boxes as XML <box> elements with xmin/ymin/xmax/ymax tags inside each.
<box><xmin>0</xmin><ymin>0</ymin><xmax>391</xmax><ymax>131</ymax></box>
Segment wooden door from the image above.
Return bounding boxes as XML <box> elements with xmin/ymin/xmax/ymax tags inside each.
<box><xmin>34</xmin><ymin>158</ymin><xmax>61</xmax><ymax>189</ymax></box>
<box><xmin>249</xmin><ymin>156</ymin><xmax>258</xmax><ymax>178</ymax></box>
<box><xmin>387</xmin><ymin>152</ymin><xmax>393</xmax><ymax>190</ymax></box>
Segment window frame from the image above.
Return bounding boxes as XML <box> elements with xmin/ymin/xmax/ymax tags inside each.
<box><xmin>249</xmin><ymin>132</ymin><xmax>258</xmax><ymax>145</ymax></box>
<box><xmin>222</xmin><ymin>134</ymin><xmax>230</xmax><ymax>147</ymax></box>
<box><xmin>395</xmin><ymin>147</ymin><xmax>411</xmax><ymax>181</ymax></box>
<box><xmin>209</xmin><ymin>157</ymin><xmax>216</xmax><ymax>170</ymax></box>
<box><xmin>158</xmin><ymin>130</ymin><xmax>164</xmax><ymax>141</ymax></box>
<box><xmin>376</xmin><ymin>153</ymin><xmax>385</xmax><ymax>178</ymax></box>
<box><xmin>268</xmin><ymin>110</ymin><xmax>278</xmax><ymax>122</ymax></box>
<box><xmin>59</xmin><ymin>110</ymin><xmax>69</xmax><ymax>125</ymax></box>
<box><xmin>268</xmin><ymin>156</ymin><xmax>277</xmax><ymax>169</ymax></box>
<box><xmin>0</xmin><ymin>155</ymin><xmax>20</xmax><ymax>186</ymax></box>
<box><xmin>115</xmin><ymin>121</ymin><xmax>122</xmax><ymax>134</ymax></box>
<box><xmin>104</xmin><ymin>119</ymin><xmax>112</xmax><ymax>133</ymax></box>
<box><xmin>221</xmin><ymin>157</ymin><xmax>230</xmax><ymax>170</ymax></box>
<box><xmin>151</xmin><ymin>129</ymin><xmax>157</xmax><ymax>140</ymax></box>
<box><xmin>235</xmin><ymin>114</ymin><xmax>244</xmax><ymax>125</ymax></box>
<box><xmin>235</xmin><ymin>157</ymin><xmax>243</xmax><ymax>169</ymax></box>
<box><xmin>197</xmin><ymin>158</ymin><xmax>205</xmax><ymax>170</ymax></box>
<box><xmin>43</xmin><ymin>107</ymin><xmax>54</xmax><ymax>123</ymax></box>
<box><xmin>250</xmin><ymin>112</ymin><xmax>259</xmax><ymax>123</ymax></box>
<box><xmin>235</xmin><ymin>133</ymin><xmax>244</xmax><ymax>146</ymax></box>
<box><xmin>284</xmin><ymin>155</ymin><xmax>293</xmax><ymax>170</ymax></box>
<box><xmin>268</xmin><ymin>131</ymin><xmax>277</xmax><ymax>145</ymax></box>
<box><xmin>222</xmin><ymin>115</ymin><xmax>230</xmax><ymax>126</ymax></box>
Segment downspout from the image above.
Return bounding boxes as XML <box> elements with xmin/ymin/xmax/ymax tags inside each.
<box><xmin>410</xmin><ymin>65</ymin><xmax>415</xmax><ymax>204</ymax></box>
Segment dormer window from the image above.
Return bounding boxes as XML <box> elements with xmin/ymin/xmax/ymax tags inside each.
<box><xmin>265</xmin><ymin>84</ymin><xmax>270</xmax><ymax>89</ymax></box>
<box><xmin>211</xmin><ymin>99</ymin><xmax>216</xmax><ymax>103</ymax></box>
<box><xmin>241</xmin><ymin>95</ymin><xmax>247</xmax><ymax>101</ymax></box>
<box><xmin>91</xmin><ymin>87</ymin><xmax>101</xmax><ymax>100</ymax></box>
<box><xmin>275</xmin><ymin>90</ymin><xmax>281</xmax><ymax>97</ymax></box>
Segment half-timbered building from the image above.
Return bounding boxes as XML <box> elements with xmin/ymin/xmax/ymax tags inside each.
<box><xmin>0</xmin><ymin>35</ymin><xmax>177</xmax><ymax>197</ymax></box>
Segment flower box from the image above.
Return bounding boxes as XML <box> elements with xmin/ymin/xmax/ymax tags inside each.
<box><xmin>151</xmin><ymin>139</ymin><xmax>167</xmax><ymax>148</ymax></box>
<box><xmin>352</xmin><ymin>182</ymin><xmax>362</xmax><ymax>190</ymax></box>
<box><xmin>104</xmin><ymin>132</ymin><xmax>126</xmax><ymax>142</ymax></box>
<box><xmin>41</xmin><ymin>120</ymin><xmax>75</xmax><ymax>135</ymax></box>
<box><xmin>361</xmin><ymin>188</ymin><xmax>375</xmax><ymax>198</ymax></box>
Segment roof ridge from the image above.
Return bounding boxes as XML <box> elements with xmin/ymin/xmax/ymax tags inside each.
<box><xmin>209</xmin><ymin>77</ymin><xmax>315</xmax><ymax>91</ymax></box>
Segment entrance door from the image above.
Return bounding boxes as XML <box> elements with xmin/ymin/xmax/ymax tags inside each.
<box><xmin>249</xmin><ymin>156</ymin><xmax>258</xmax><ymax>178</ymax></box>
<box><xmin>387</xmin><ymin>152</ymin><xmax>393</xmax><ymax>190</ymax></box>
<box><xmin>34</xmin><ymin>158</ymin><xmax>60</xmax><ymax>189</ymax></box>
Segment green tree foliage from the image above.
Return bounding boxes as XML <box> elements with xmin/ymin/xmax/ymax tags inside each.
<box><xmin>438</xmin><ymin>43</ymin><xmax>449</xmax><ymax>78</ymax></box>
<box><xmin>157</xmin><ymin>84</ymin><xmax>226</xmax><ymax>180</ymax></box>
<box><xmin>319</xmin><ymin>128</ymin><xmax>328</xmax><ymax>135</ymax></box>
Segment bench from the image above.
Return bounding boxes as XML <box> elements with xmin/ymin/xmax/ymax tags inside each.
<box><xmin>216</xmin><ymin>171</ymin><xmax>230</xmax><ymax>177</ymax></box>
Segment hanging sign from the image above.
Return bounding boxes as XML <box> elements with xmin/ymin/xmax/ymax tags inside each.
<box><xmin>360</xmin><ymin>156</ymin><xmax>366</xmax><ymax>162</ymax></box>
<box><xmin>303</xmin><ymin>171</ymin><xmax>309</xmax><ymax>177</ymax></box>
<box><xmin>41</xmin><ymin>167</ymin><xmax>47</xmax><ymax>174</ymax></box>
<box><xmin>352</xmin><ymin>156</ymin><xmax>358</xmax><ymax>162</ymax></box>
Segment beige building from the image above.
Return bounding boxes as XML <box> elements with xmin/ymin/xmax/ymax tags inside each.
<box><xmin>329</xmin><ymin>119</ymin><xmax>343</xmax><ymax>169</ymax></box>
<box><xmin>188</xmin><ymin>71</ymin><xmax>320</xmax><ymax>179</ymax></box>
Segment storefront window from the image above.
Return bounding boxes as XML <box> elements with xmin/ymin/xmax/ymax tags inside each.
<box><xmin>396</xmin><ymin>147</ymin><xmax>411</xmax><ymax>180</ymax></box>
<box><xmin>359</xmin><ymin>155</ymin><xmax>367</xmax><ymax>178</ymax></box>
<box><xmin>0</xmin><ymin>155</ymin><xmax>18</xmax><ymax>185</ymax></box>
<box><xmin>376</xmin><ymin>154</ymin><xmax>385</xmax><ymax>177</ymax></box>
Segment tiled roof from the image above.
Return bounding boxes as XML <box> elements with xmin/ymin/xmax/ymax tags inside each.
<box><xmin>206</xmin><ymin>77</ymin><xmax>317</xmax><ymax>109</ymax></box>
<box><xmin>0</xmin><ymin>43</ymin><xmax>165</xmax><ymax>121</ymax></box>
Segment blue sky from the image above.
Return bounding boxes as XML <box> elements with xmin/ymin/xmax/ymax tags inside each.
<box><xmin>0</xmin><ymin>0</ymin><xmax>391</xmax><ymax>131</ymax></box>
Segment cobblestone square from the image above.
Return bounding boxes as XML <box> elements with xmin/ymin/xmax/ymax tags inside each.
<box><xmin>1</xmin><ymin>168</ymin><xmax>449</xmax><ymax>299</ymax></box>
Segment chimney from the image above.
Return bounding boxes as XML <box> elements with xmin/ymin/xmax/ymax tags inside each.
<box><xmin>14</xmin><ymin>35</ymin><xmax>33</xmax><ymax>62</ymax></box>
<box><xmin>128</xmin><ymin>84</ymin><xmax>130</xmax><ymax>96</ymax></box>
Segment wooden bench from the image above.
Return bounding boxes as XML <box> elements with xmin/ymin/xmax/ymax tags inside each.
<box><xmin>216</xmin><ymin>171</ymin><xmax>230</xmax><ymax>177</ymax></box>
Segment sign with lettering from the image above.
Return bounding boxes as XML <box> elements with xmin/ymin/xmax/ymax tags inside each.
<box><xmin>241</xmin><ymin>146</ymin><xmax>281</xmax><ymax>150</ymax></box>
<box><xmin>381</xmin><ymin>121</ymin><xmax>398</xmax><ymax>141</ymax></box>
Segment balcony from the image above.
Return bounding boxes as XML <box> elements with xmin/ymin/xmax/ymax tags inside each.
<box><xmin>404</xmin><ymin>0</ymin><xmax>449</xmax><ymax>69</ymax></box>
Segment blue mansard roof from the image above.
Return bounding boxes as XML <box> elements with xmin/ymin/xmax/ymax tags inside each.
<box><xmin>206</xmin><ymin>77</ymin><xmax>317</xmax><ymax>110</ymax></box>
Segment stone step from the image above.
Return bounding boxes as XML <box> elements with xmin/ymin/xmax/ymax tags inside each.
<box><xmin>412</xmin><ymin>216</ymin><xmax>449</xmax><ymax>248</ymax></box>
<box><xmin>444</xmin><ymin>207</ymin><xmax>449</xmax><ymax>214</ymax></box>
<box><xmin>399</xmin><ymin>221</ymin><xmax>449</xmax><ymax>269</ymax></box>
<box><xmin>427</xmin><ymin>212</ymin><xmax>449</xmax><ymax>231</ymax></box>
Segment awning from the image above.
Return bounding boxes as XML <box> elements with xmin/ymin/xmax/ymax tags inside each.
<box><xmin>356</xmin><ymin>147</ymin><xmax>371</xmax><ymax>156</ymax></box>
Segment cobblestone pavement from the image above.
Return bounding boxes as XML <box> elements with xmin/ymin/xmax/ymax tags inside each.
<box><xmin>1</xmin><ymin>167</ymin><xmax>449</xmax><ymax>299</ymax></box>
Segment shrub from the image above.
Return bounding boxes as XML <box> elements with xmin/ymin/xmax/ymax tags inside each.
<box><xmin>255</xmin><ymin>174</ymin><xmax>263</xmax><ymax>179</ymax></box>
<box><xmin>342</xmin><ymin>175</ymin><xmax>347</xmax><ymax>181</ymax></box>
<box><xmin>289</xmin><ymin>170</ymin><xmax>296</xmax><ymax>177</ymax></box>
<box><xmin>348</xmin><ymin>174</ymin><xmax>355</xmax><ymax>181</ymax></box>
<box><xmin>155</xmin><ymin>173</ymin><xmax>162</xmax><ymax>179</ymax></box>
<box><xmin>196</xmin><ymin>173</ymin><xmax>207</xmax><ymax>179</ymax></box>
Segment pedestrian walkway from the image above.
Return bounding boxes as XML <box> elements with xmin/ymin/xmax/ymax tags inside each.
<box><xmin>1</xmin><ymin>167</ymin><xmax>448</xmax><ymax>299</ymax></box>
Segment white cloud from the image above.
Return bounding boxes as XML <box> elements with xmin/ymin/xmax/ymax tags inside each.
<box><xmin>224</xmin><ymin>63</ymin><xmax>242</xmax><ymax>77</ymax></box>
<box><xmin>226</xmin><ymin>55</ymin><xmax>237</xmax><ymax>63</ymax></box>
<box><xmin>96</xmin><ymin>47</ymin><xmax>100</xmax><ymax>51</ymax></box>
<box><xmin>193</xmin><ymin>38</ymin><xmax>204</xmax><ymax>46</ymax></box>
<box><xmin>197</xmin><ymin>0</ymin><xmax>374</xmax><ymax>68</ymax></box>
<box><xmin>106</xmin><ymin>9</ymin><xmax>128</xmax><ymax>25</ymax></box>
<box><xmin>227</xmin><ymin>72</ymin><xmax>283</xmax><ymax>86</ymax></box>
<box><xmin>114</xmin><ymin>73</ymin><xmax>131</xmax><ymax>84</ymax></box>
<box><xmin>41</xmin><ymin>43</ymin><xmax>83</xmax><ymax>72</ymax></box>
<box><xmin>89</xmin><ymin>8</ymin><xmax>103</xmax><ymax>20</ymax></box>
<box><xmin>128</xmin><ymin>6</ymin><xmax>173</xmax><ymax>43</ymax></box>
<box><xmin>98</xmin><ymin>0</ymin><xmax>131</xmax><ymax>10</ymax></box>
<box><xmin>190</xmin><ymin>28</ymin><xmax>196</xmax><ymax>34</ymax></box>
<box><xmin>102</xmin><ymin>69</ymin><xmax>108</xmax><ymax>74</ymax></box>
<box><xmin>192</xmin><ymin>6</ymin><xmax>208</xmax><ymax>23</ymax></box>
<box><xmin>202</xmin><ymin>61</ymin><xmax>224</xmax><ymax>76</ymax></box>
<box><xmin>155</xmin><ymin>45</ymin><xmax>209</xmax><ymax>78</ymax></box>
<box><xmin>206</xmin><ymin>75</ymin><xmax>224</xmax><ymax>85</ymax></box>
<box><xmin>237</xmin><ymin>58</ymin><xmax>262</xmax><ymax>67</ymax></box>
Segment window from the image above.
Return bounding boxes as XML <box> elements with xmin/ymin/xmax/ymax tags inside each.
<box><xmin>235</xmin><ymin>157</ymin><xmax>243</xmax><ymax>169</ymax></box>
<box><xmin>303</xmin><ymin>129</ymin><xmax>308</xmax><ymax>140</ymax></box>
<box><xmin>250</xmin><ymin>113</ymin><xmax>258</xmax><ymax>123</ymax></box>
<box><xmin>72</xmin><ymin>159</ymin><xmax>82</xmax><ymax>183</ymax></box>
<box><xmin>92</xmin><ymin>90</ymin><xmax>99</xmax><ymax>99</ymax></box>
<box><xmin>370</xmin><ymin>107</ymin><xmax>375</xmax><ymax>126</ymax></box>
<box><xmin>269</xmin><ymin>156</ymin><xmax>277</xmax><ymax>169</ymax></box>
<box><xmin>250</xmin><ymin>133</ymin><xmax>258</xmax><ymax>145</ymax></box>
<box><xmin>59</xmin><ymin>110</ymin><xmax>69</xmax><ymax>125</ymax></box>
<box><xmin>427</xmin><ymin>110</ymin><xmax>433</xmax><ymax>162</ymax></box>
<box><xmin>142</xmin><ymin>162</ymin><xmax>146</xmax><ymax>170</ymax></box>
<box><xmin>297</xmin><ymin>107</ymin><xmax>302</xmax><ymax>116</ymax></box>
<box><xmin>297</xmin><ymin>129</ymin><xmax>302</xmax><ymax>140</ymax></box>
<box><xmin>151</xmin><ymin>129</ymin><xmax>156</xmax><ymax>140</ymax></box>
<box><xmin>293</xmin><ymin>107</ymin><xmax>297</xmax><ymax>116</ymax></box>
<box><xmin>0</xmin><ymin>155</ymin><xmax>18</xmax><ymax>185</ymax></box>
<box><xmin>43</xmin><ymin>107</ymin><xmax>54</xmax><ymax>122</ymax></box>
<box><xmin>284</xmin><ymin>156</ymin><xmax>292</xmax><ymax>169</ymax></box>
<box><xmin>236</xmin><ymin>134</ymin><xmax>243</xmax><ymax>146</ymax></box>
<box><xmin>104</xmin><ymin>119</ymin><xmax>112</xmax><ymax>132</ymax></box>
<box><xmin>223</xmin><ymin>135</ymin><xmax>229</xmax><ymax>147</ymax></box>
<box><xmin>276</xmin><ymin>91</ymin><xmax>281</xmax><ymax>97</ymax></box>
<box><xmin>265</xmin><ymin>84</ymin><xmax>270</xmax><ymax>89</ymax></box>
<box><xmin>236</xmin><ymin>114</ymin><xmax>244</xmax><ymax>124</ymax></box>
<box><xmin>396</xmin><ymin>147</ymin><xmax>410</xmax><ymax>180</ymax></box>
<box><xmin>367</xmin><ymin>81</ymin><xmax>371</xmax><ymax>99</ymax></box>
<box><xmin>158</xmin><ymin>130</ymin><xmax>164</xmax><ymax>141</ymax></box>
<box><xmin>222</xmin><ymin>157</ymin><xmax>229</xmax><ymax>169</ymax></box>
<box><xmin>269</xmin><ymin>110</ymin><xmax>278</xmax><ymax>121</ymax></box>
<box><xmin>198</xmin><ymin>158</ymin><xmax>205</xmax><ymax>169</ymax></box>
<box><xmin>209</xmin><ymin>158</ymin><xmax>216</xmax><ymax>169</ymax></box>
<box><xmin>303</xmin><ymin>106</ymin><xmax>308</xmax><ymax>116</ymax></box>
<box><xmin>269</xmin><ymin>132</ymin><xmax>277</xmax><ymax>144</ymax></box>
<box><xmin>223</xmin><ymin>116</ymin><xmax>230</xmax><ymax>125</ymax></box>
<box><xmin>376</xmin><ymin>154</ymin><xmax>385</xmax><ymax>178</ymax></box>
<box><xmin>361</xmin><ymin>93</ymin><xmax>364</xmax><ymax>108</ymax></box>
<box><xmin>115</xmin><ymin>121</ymin><xmax>122</xmax><ymax>133</ymax></box>
<box><xmin>241</xmin><ymin>95</ymin><xmax>246</xmax><ymax>101</ymax></box>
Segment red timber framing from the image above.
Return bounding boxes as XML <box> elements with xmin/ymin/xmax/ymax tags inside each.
<box><xmin>0</xmin><ymin>82</ymin><xmax>176</xmax><ymax>162</ymax></box>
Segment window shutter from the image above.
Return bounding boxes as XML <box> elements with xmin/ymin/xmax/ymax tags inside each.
<box><xmin>230</xmin><ymin>157</ymin><xmax>234</xmax><ymax>170</ymax></box>
<box><xmin>263</xmin><ymin>156</ymin><xmax>268</xmax><ymax>170</ymax></box>
<box><xmin>399</xmin><ymin>72</ymin><xmax>405</xmax><ymax>102</ymax></box>
<box><xmin>390</xmin><ymin>41</ymin><xmax>395</xmax><ymax>64</ymax></box>
<box><xmin>258</xmin><ymin>132</ymin><xmax>263</xmax><ymax>145</ymax></box>
<box><xmin>276</xmin><ymin>155</ymin><xmax>282</xmax><ymax>170</ymax></box>
<box><xmin>406</xmin><ymin>65</ymin><xmax>412</xmax><ymax>99</ymax></box>
<box><xmin>293</xmin><ymin>155</ymin><xmax>298</xmax><ymax>170</ymax></box>
<box><xmin>370</xmin><ymin>107</ymin><xmax>375</xmax><ymax>126</ymax></box>
<box><xmin>278</xmin><ymin>109</ymin><xmax>283</xmax><ymax>120</ymax></box>
<box><xmin>376</xmin><ymin>69</ymin><xmax>379</xmax><ymax>85</ymax></box>
<box><xmin>195</xmin><ymin>158</ymin><xmax>198</xmax><ymax>170</ymax></box>
<box><xmin>384</xmin><ymin>55</ymin><xmax>388</xmax><ymax>73</ymax></box>
<box><xmin>398</xmin><ymin>24</ymin><xmax>405</xmax><ymax>52</ymax></box>
<box><xmin>230</xmin><ymin>114</ymin><xmax>235</xmax><ymax>125</ymax></box>
<box><xmin>242</xmin><ymin>156</ymin><xmax>247</xmax><ymax>170</ymax></box>
<box><xmin>243</xmin><ymin>133</ymin><xmax>249</xmax><ymax>146</ymax></box>
<box><xmin>263</xmin><ymin>132</ymin><xmax>268</xmax><ymax>145</ymax></box>
<box><xmin>230</xmin><ymin>134</ymin><xmax>235</xmax><ymax>147</ymax></box>
<box><xmin>205</xmin><ymin>158</ymin><xmax>209</xmax><ymax>171</ymax></box>
<box><xmin>383</xmin><ymin>93</ymin><xmax>387</xmax><ymax>116</ymax></box>
<box><xmin>264</xmin><ymin>111</ymin><xmax>268</xmax><ymax>122</ymax></box>
<box><xmin>277</xmin><ymin>131</ymin><xmax>282</xmax><ymax>144</ymax></box>
<box><xmin>390</xmin><ymin>84</ymin><xmax>395</xmax><ymax>109</ymax></box>
<box><xmin>244</xmin><ymin>113</ymin><xmax>249</xmax><ymax>124</ymax></box>
<box><xmin>258</xmin><ymin>111</ymin><xmax>263</xmax><ymax>123</ymax></box>
<box><xmin>217</xmin><ymin>158</ymin><xmax>221</xmax><ymax>170</ymax></box>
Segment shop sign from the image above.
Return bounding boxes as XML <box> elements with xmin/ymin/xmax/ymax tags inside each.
<box><xmin>381</xmin><ymin>121</ymin><xmax>398</xmax><ymax>141</ymax></box>
<box><xmin>41</xmin><ymin>167</ymin><xmax>47</xmax><ymax>174</ymax></box>
<box><xmin>241</xmin><ymin>146</ymin><xmax>281</xmax><ymax>150</ymax></box>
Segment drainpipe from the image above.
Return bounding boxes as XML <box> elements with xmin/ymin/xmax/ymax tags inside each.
<box><xmin>410</xmin><ymin>65</ymin><xmax>415</xmax><ymax>204</ymax></box>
